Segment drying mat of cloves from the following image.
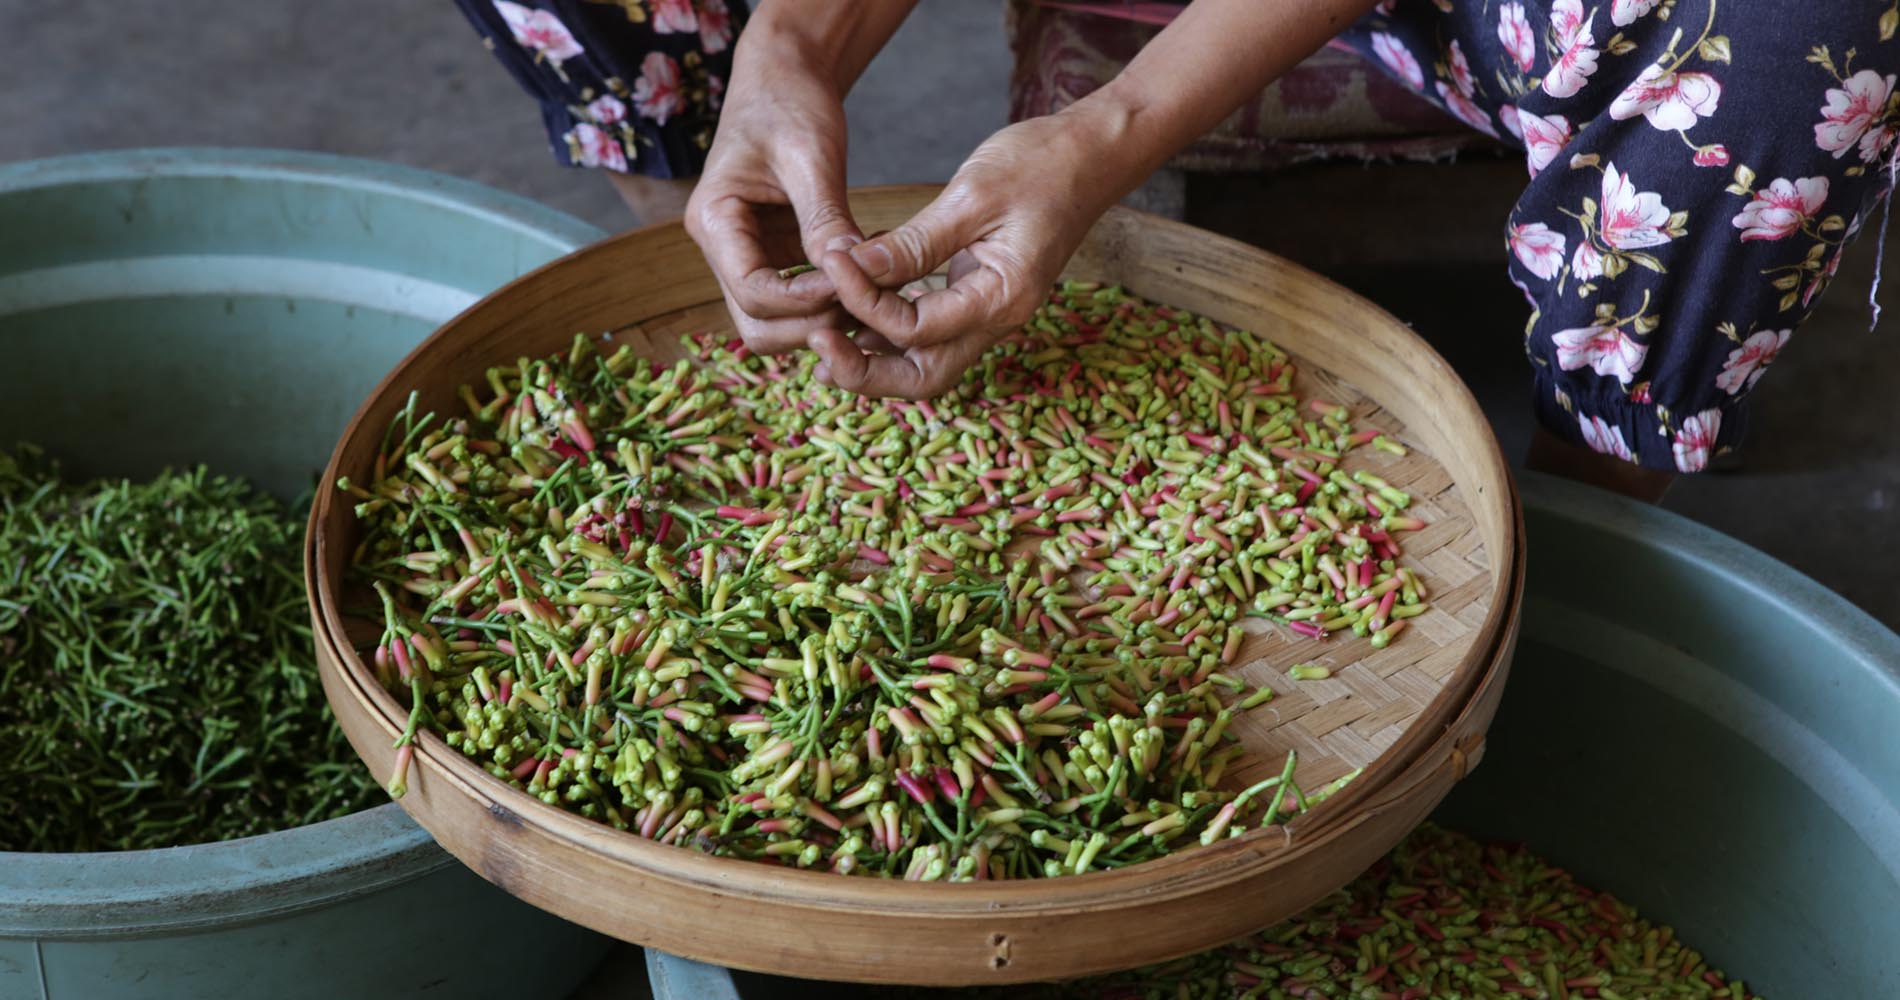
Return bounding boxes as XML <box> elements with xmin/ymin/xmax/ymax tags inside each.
<box><xmin>309</xmin><ymin>186</ymin><xmax>1521</xmax><ymax>986</ymax></box>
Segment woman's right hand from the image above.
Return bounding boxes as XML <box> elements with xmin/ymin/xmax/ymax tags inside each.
<box><xmin>683</xmin><ymin>27</ymin><xmax>866</xmax><ymax>355</ymax></box>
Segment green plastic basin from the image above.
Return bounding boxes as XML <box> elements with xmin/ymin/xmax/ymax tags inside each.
<box><xmin>647</xmin><ymin>472</ymin><xmax>1900</xmax><ymax>997</ymax></box>
<box><xmin>0</xmin><ymin>148</ymin><xmax>613</xmax><ymax>1000</ymax></box>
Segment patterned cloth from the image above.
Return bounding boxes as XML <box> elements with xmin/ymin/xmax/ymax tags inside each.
<box><xmin>1340</xmin><ymin>0</ymin><xmax>1895</xmax><ymax>471</ymax></box>
<box><xmin>1005</xmin><ymin>3</ymin><xmax>1489</xmax><ymax>171</ymax></box>
<box><xmin>454</xmin><ymin>0</ymin><xmax>746</xmax><ymax>179</ymax></box>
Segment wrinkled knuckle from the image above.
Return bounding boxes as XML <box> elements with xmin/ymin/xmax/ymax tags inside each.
<box><xmin>885</xmin><ymin>227</ymin><xmax>936</xmax><ymax>275</ymax></box>
<box><xmin>802</xmin><ymin>201</ymin><xmax>851</xmax><ymax>238</ymax></box>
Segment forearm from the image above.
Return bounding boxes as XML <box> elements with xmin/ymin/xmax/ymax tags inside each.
<box><xmin>739</xmin><ymin>0</ymin><xmax>922</xmax><ymax>92</ymax></box>
<box><xmin>1063</xmin><ymin>0</ymin><xmax>1383</xmax><ymax>198</ymax></box>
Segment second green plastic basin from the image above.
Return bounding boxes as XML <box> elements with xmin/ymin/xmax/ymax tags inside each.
<box><xmin>0</xmin><ymin>148</ymin><xmax>613</xmax><ymax>1000</ymax></box>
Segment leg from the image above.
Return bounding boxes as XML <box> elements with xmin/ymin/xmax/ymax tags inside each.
<box><xmin>1338</xmin><ymin>0</ymin><xmax>1898</xmax><ymax>498</ymax></box>
<box><xmin>453</xmin><ymin>0</ymin><xmax>748</xmax><ymax>225</ymax></box>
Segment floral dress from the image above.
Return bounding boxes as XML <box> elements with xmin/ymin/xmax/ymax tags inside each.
<box><xmin>464</xmin><ymin>0</ymin><xmax>1896</xmax><ymax>473</ymax></box>
<box><xmin>1339</xmin><ymin>0</ymin><xmax>1898</xmax><ymax>472</ymax></box>
<box><xmin>455</xmin><ymin>0</ymin><xmax>745</xmax><ymax>179</ymax></box>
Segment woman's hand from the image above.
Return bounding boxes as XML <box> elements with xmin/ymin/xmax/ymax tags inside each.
<box><xmin>809</xmin><ymin>107</ymin><xmax>1133</xmax><ymax>397</ymax></box>
<box><xmin>684</xmin><ymin>32</ymin><xmax>864</xmax><ymax>355</ymax></box>
<box><xmin>803</xmin><ymin>0</ymin><xmax>1381</xmax><ymax>398</ymax></box>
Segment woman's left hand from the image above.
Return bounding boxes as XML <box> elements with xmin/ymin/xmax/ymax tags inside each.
<box><xmin>809</xmin><ymin>107</ymin><xmax>1132</xmax><ymax>398</ymax></box>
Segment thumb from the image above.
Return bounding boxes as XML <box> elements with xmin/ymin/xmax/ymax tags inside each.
<box><xmin>844</xmin><ymin>189</ymin><xmax>983</xmax><ymax>289</ymax></box>
<box><xmin>780</xmin><ymin>162</ymin><xmax>865</xmax><ymax>266</ymax></box>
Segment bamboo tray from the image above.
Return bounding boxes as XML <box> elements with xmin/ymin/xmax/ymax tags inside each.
<box><xmin>308</xmin><ymin>186</ymin><xmax>1522</xmax><ymax>985</ymax></box>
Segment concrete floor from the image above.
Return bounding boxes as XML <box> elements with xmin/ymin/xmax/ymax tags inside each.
<box><xmin>4</xmin><ymin>1</ymin><xmax>1894</xmax><ymax>994</ymax></box>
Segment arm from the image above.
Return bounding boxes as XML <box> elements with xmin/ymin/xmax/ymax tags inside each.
<box><xmin>1084</xmin><ymin>0</ymin><xmax>1383</xmax><ymax>199</ymax></box>
<box><xmin>684</xmin><ymin>1</ymin><xmax>920</xmax><ymax>353</ymax></box>
<box><xmin>750</xmin><ymin>1</ymin><xmax>922</xmax><ymax>93</ymax></box>
<box><xmin>813</xmin><ymin>0</ymin><xmax>1383</xmax><ymax>397</ymax></box>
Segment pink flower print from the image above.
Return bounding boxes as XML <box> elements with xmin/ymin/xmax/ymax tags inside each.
<box><xmin>1693</xmin><ymin>144</ymin><xmax>1729</xmax><ymax>167</ymax></box>
<box><xmin>1715</xmin><ymin>329</ymin><xmax>1791</xmax><ymax>395</ymax></box>
<box><xmin>650</xmin><ymin>0</ymin><xmax>698</xmax><ymax>34</ymax></box>
<box><xmin>1543</xmin><ymin>1</ymin><xmax>1598</xmax><ymax>99</ymax></box>
<box><xmin>1611</xmin><ymin>0</ymin><xmax>1660</xmax><ymax>26</ymax></box>
<box><xmin>1572</xmin><ymin>241</ymin><xmax>1605</xmax><ymax>281</ymax></box>
<box><xmin>1579</xmin><ymin>414</ymin><xmax>1634</xmax><ymax>461</ymax></box>
<box><xmin>1630</xmin><ymin>382</ymin><xmax>1653</xmax><ymax>404</ymax></box>
<box><xmin>586</xmin><ymin>95</ymin><xmax>628</xmax><ymax>125</ymax></box>
<box><xmin>1437</xmin><ymin>81</ymin><xmax>1497</xmax><ymax>137</ymax></box>
<box><xmin>1552</xmin><ymin>324</ymin><xmax>1647</xmax><ymax>383</ymax></box>
<box><xmin>1609</xmin><ymin>65</ymin><xmax>1722</xmax><ymax>131</ymax></box>
<box><xmin>1448</xmin><ymin>40</ymin><xmax>1477</xmax><ymax>98</ymax></box>
<box><xmin>633</xmin><ymin>52</ymin><xmax>686</xmax><ymax>125</ymax></box>
<box><xmin>569</xmin><ymin>123</ymin><xmax>628</xmax><ymax>172</ymax></box>
<box><xmin>1499</xmin><ymin>104</ymin><xmax>1524</xmax><ymax>140</ymax></box>
<box><xmin>1672</xmin><ymin>409</ymin><xmax>1722</xmax><ymax>473</ymax></box>
<box><xmin>1499</xmin><ymin>3</ymin><xmax>1535</xmax><ymax>74</ymax></box>
<box><xmin>1509</xmin><ymin>222</ymin><xmax>1567</xmax><ymax>280</ymax></box>
<box><xmin>1551</xmin><ymin>0</ymin><xmax>1585</xmax><ymax>45</ymax></box>
<box><xmin>707</xmin><ymin>74</ymin><xmax>725</xmax><ymax>110</ymax></box>
<box><xmin>1371</xmin><ymin>33</ymin><xmax>1425</xmax><ymax>91</ymax></box>
<box><xmin>1859</xmin><ymin>127</ymin><xmax>1894</xmax><ymax>164</ymax></box>
<box><xmin>1730</xmin><ymin>177</ymin><xmax>1829</xmax><ymax>242</ymax></box>
<box><xmin>1816</xmin><ymin>69</ymin><xmax>1898</xmax><ymax>161</ymax></box>
<box><xmin>493</xmin><ymin>0</ymin><xmax>583</xmax><ymax>65</ymax></box>
<box><xmin>1520</xmin><ymin>112</ymin><xmax>1572</xmax><ymax>176</ymax></box>
<box><xmin>1598</xmin><ymin>163</ymin><xmax>1675</xmax><ymax>250</ymax></box>
<box><xmin>699</xmin><ymin>0</ymin><xmax>734</xmax><ymax>53</ymax></box>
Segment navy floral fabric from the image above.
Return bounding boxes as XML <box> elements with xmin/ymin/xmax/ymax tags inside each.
<box><xmin>1339</xmin><ymin>0</ymin><xmax>1896</xmax><ymax>470</ymax></box>
<box><xmin>455</xmin><ymin>0</ymin><xmax>747</xmax><ymax>179</ymax></box>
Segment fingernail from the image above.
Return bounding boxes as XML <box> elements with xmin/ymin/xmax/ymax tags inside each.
<box><xmin>824</xmin><ymin>234</ymin><xmax>862</xmax><ymax>253</ymax></box>
<box><xmin>813</xmin><ymin>362</ymin><xmax>832</xmax><ymax>384</ymax></box>
<box><xmin>848</xmin><ymin>243</ymin><xmax>893</xmax><ymax>279</ymax></box>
